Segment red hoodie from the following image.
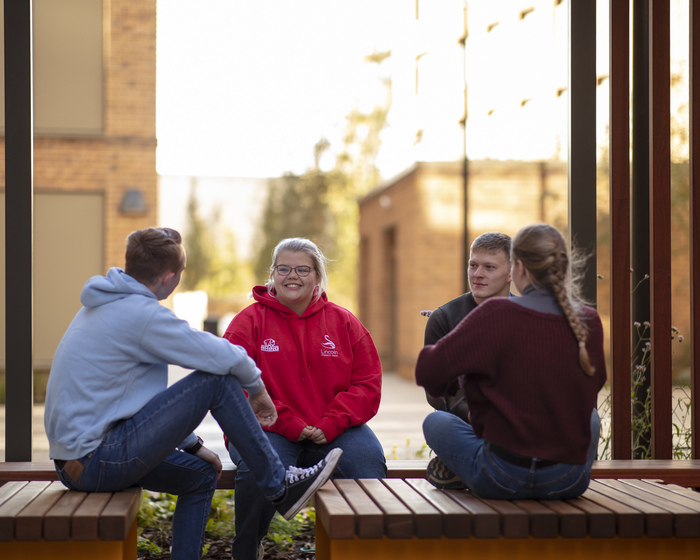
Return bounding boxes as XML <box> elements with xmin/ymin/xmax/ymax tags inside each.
<box><xmin>223</xmin><ymin>286</ymin><xmax>382</xmax><ymax>443</ymax></box>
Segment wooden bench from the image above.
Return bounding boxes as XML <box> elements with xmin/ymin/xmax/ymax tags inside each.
<box><xmin>3</xmin><ymin>459</ymin><xmax>700</xmax><ymax>489</ymax></box>
<box><xmin>314</xmin><ymin>476</ymin><xmax>700</xmax><ymax>560</ymax></box>
<box><xmin>0</xmin><ymin>480</ymin><xmax>141</xmax><ymax>560</ymax></box>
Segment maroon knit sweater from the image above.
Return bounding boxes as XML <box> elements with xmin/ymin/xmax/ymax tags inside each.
<box><xmin>415</xmin><ymin>298</ymin><xmax>607</xmax><ymax>464</ymax></box>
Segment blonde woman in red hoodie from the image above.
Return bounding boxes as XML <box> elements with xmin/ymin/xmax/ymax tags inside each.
<box><xmin>223</xmin><ymin>237</ymin><xmax>385</xmax><ymax>560</ymax></box>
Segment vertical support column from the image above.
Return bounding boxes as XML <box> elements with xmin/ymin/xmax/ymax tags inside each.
<box><xmin>609</xmin><ymin>0</ymin><xmax>632</xmax><ymax>459</ymax></box>
<box><xmin>4</xmin><ymin>0</ymin><xmax>34</xmax><ymax>461</ymax></box>
<box><xmin>648</xmin><ymin>0</ymin><xmax>672</xmax><ymax>458</ymax></box>
<box><xmin>568</xmin><ymin>0</ymin><xmax>598</xmax><ymax>306</ymax></box>
<box><xmin>689</xmin><ymin>0</ymin><xmax>700</xmax><ymax>459</ymax></box>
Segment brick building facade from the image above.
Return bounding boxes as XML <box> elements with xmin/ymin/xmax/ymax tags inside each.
<box><xmin>359</xmin><ymin>159</ymin><xmax>567</xmax><ymax>380</ymax></box>
<box><xmin>0</xmin><ymin>0</ymin><xmax>158</xmax><ymax>367</ymax></box>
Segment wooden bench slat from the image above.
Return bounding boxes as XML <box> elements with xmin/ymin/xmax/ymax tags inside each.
<box><xmin>71</xmin><ymin>492</ymin><xmax>112</xmax><ymax>541</ymax></box>
<box><xmin>645</xmin><ymin>480</ymin><xmax>700</xmax><ymax>503</ymax></box>
<box><xmin>580</xmin><ymin>485</ymin><xmax>645</xmax><ymax>537</ymax></box>
<box><xmin>442</xmin><ymin>489</ymin><xmax>500</xmax><ymax>538</ymax></box>
<box><xmin>477</xmin><ymin>498</ymin><xmax>529</xmax><ymax>538</ymax></box>
<box><xmin>606</xmin><ymin>479</ymin><xmax>700</xmax><ymax>537</ymax></box>
<box><xmin>14</xmin><ymin>481</ymin><xmax>67</xmax><ymax>541</ymax></box>
<box><xmin>589</xmin><ymin>479</ymin><xmax>673</xmax><ymax>537</ymax></box>
<box><xmin>0</xmin><ymin>481</ymin><xmax>52</xmax><ymax>541</ymax></box>
<box><xmin>512</xmin><ymin>499</ymin><xmax>558</xmax><ymax>538</ymax></box>
<box><xmin>0</xmin><ymin>481</ymin><xmax>27</xmax><ymax>507</ymax></box>
<box><xmin>381</xmin><ymin>478</ymin><xmax>442</xmax><ymax>539</ymax></box>
<box><xmin>538</xmin><ymin>499</ymin><xmax>588</xmax><ymax>538</ymax></box>
<box><xmin>358</xmin><ymin>479</ymin><xmax>414</xmax><ymax>539</ymax></box>
<box><xmin>334</xmin><ymin>479</ymin><xmax>384</xmax><ymax>539</ymax></box>
<box><xmin>405</xmin><ymin>478</ymin><xmax>472</xmax><ymax>538</ymax></box>
<box><xmin>100</xmin><ymin>487</ymin><xmax>142</xmax><ymax>541</ymax></box>
<box><xmin>565</xmin><ymin>493</ymin><xmax>617</xmax><ymax>538</ymax></box>
<box><xmin>43</xmin><ymin>489</ymin><xmax>90</xmax><ymax>541</ymax></box>
<box><xmin>314</xmin><ymin>481</ymin><xmax>356</xmax><ymax>539</ymax></box>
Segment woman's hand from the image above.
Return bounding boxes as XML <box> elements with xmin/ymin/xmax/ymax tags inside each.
<box><xmin>194</xmin><ymin>445</ymin><xmax>223</xmax><ymax>479</ymax></box>
<box><xmin>299</xmin><ymin>425</ymin><xmax>327</xmax><ymax>444</ymax></box>
<box><xmin>248</xmin><ymin>387</ymin><xmax>278</xmax><ymax>428</ymax></box>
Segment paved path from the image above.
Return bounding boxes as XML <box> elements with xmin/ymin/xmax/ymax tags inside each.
<box><xmin>0</xmin><ymin>369</ymin><xmax>433</xmax><ymax>464</ymax></box>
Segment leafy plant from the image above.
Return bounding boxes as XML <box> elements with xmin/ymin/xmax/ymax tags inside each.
<box><xmin>597</xmin><ymin>322</ymin><xmax>689</xmax><ymax>459</ymax></box>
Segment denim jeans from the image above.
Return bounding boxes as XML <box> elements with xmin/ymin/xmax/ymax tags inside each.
<box><xmin>423</xmin><ymin>408</ymin><xmax>601</xmax><ymax>500</ymax></box>
<box><xmin>54</xmin><ymin>371</ymin><xmax>286</xmax><ymax>560</ymax></box>
<box><xmin>228</xmin><ymin>424</ymin><xmax>387</xmax><ymax>560</ymax></box>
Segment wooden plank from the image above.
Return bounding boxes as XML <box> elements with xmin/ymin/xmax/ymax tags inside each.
<box><xmin>406</xmin><ymin>478</ymin><xmax>472</xmax><ymax>538</ymax></box>
<box><xmin>358</xmin><ymin>479</ymin><xmax>413</xmax><ymax>539</ymax></box>
<box><xmin>444</xmin><ymin>489</ymin><xmax>500</xmax><ymax>538</ymax></box>
<box><xmin>609</xmin><ymin>0</ymin><xmax>632</xmax><ymax>461</ymax></box>
<box><xmin>644</xmin><ymin>480</ymin><xmax>700</xmax><ymax>503</ymax></box>
<box><xmin>539</xmin><ymin>499</ymin><xmax>587</xmax><ymax>538</ymax></box>
<box><xmin>582</xmin><ymin>482</ymin><xmax>647</xmax><ymax>537</ymax></box>
<box><xmin>591</xmin><ymin>460</ymin><xmax>700</xmax><ymax>487</ymax></box>
<box><xmin>334</xmin><ymin>479</ymin><xmax>383</xmax><ymax>539</ymax></box>
<box><xmin>608</xmin><ymin>479</ymin><xmax>700</xmax><ymax>537</ymax></box>
<box><xmin>565</xmin><ymin>494</ymin><xmax>616</xmax><ymax>538</ymax></box>
<box><xmin>477</xmin><ymin>498</ymin><xmax>529</xmax><ymax>538</ymax></box>
<box><xmin>512</xmin><ymin>499</ymin><xmax>558</xmax><ymax>538</ymax></box>
<box><xmin>14</xmin><ymin>481</ymin><xmax>67</xmax><ymax>541</ymax></box>
<box><xmin>71</xmin><ymin>492</ymin><xmax>112</xmax><ymax>541</ymax></box>
<box><xmin>591</xmin><ymin>479</ymin><xmax>672</xmax><ymax>537</ymax></box>
<box><xmin>100</xmin><ymin>487</ymin><xmax>142</xmax><ymax>541</ymax></box>
<box><xmin>43</xmin><ymin>489</ymin><xmax>89</xmax><ymax>541</ymax></box>
<box><xmin>0</xmin><ymin>481</ymin><xmax>27</xmax><ymax>506</ymax></box>
<box><xmin>381</xmin><ymin>478</ymin><xmax>442</xmax><ymax>539</ymax></box>
<box><xmin>0</xmin><ymin>481</ymin><xmax>51</xmax><ymax>541</ymax></box>
<box><xmin>314</xmin><ymin>481</ymin><xmax>355</xmax><ymax>540</ymax></box>
<box><xmin>0</xmin><ymin>462</ymin><xmax>58</xmax><ymax>483</ymax></box>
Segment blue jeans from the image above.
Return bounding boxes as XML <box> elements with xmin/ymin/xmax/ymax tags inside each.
<box><xmin>228</xmin><ymin>424</ymin><xmax>387</xmax><ymax>560</ymax></box>
<box><xmin>423</xmin><ymin>409</ymin><xmax>601</xmax><ymax>500</ymax></box>
<box><xmin>54</xmin><ymin>371</ymin><xmax>286</xmax><ymax>560</ymax></box>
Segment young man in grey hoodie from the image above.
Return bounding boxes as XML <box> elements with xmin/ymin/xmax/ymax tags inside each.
<box><xmin>44</xmin><ymin>227</ymin><xmax>341</xmax><ymax>560</ymax></box>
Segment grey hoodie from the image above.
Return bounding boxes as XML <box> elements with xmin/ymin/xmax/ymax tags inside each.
<box><xmin>44</xmin><ymin>267</ymin><xmax>262</xmax><ymax>460</ymax></box>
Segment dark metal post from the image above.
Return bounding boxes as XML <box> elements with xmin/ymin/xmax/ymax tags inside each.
<box><xmin>568</xmin><ymin>0</ymin><xmax>598</xmax><ymax>307</ymax></box>
<box><xmin>4</xmin><ymin>0</ymin><xmax>34</xmax><ymax>461</ymax></box>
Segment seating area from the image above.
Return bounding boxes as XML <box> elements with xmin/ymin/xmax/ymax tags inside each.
<box><xmin>315</xmin><ymin>476</ymin><xmax>700</xmax><ymax>560</ymax></box>
<box><xmin>2</xmin><ymin>458</ymin><xmax>700</xmax><ymax>560</ymax></box>
<box><xmin>0</xmin><ymin>480</ymin><xmax>141</xmax><ymax>560</ymax></box>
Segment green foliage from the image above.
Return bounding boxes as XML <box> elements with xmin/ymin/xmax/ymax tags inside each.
<box><xmin>137</xmin><ymin>489</ymin><xmax>314</xmax><ymax>553</ymax></box>
<box><xmin>182</xmin><ymin>185</ymin><xmax>214</xmax><ymax>291</ymax></box>
<box><xmin>597</xmin><ymin>322</ymin><xmax>689</xmax><ymax>460</ymax></box>
<box><xmin>387</xmin><ymin>438</ymin><xmax>428</xmax><ymax>460</ymax></box>
<box><xmin>253</xmin><ymin>52</ymin><xmax>391</xmax><ymax>309</ymax></box>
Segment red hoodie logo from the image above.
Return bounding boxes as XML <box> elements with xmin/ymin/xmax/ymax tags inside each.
<box><xmin>321</xmin><ymin>335</ymin><xmax>338</xmax><ymax>357</ymax></box>
<box><xmin>261</xmin><ymin>338</ymin><xmax>279</xmax><ymax>352</ymax></box>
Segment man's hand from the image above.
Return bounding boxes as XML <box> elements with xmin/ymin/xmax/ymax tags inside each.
<box><xmin>194</xmin><ymin>445</ymin><xmax>223</xmax><ymax>479</ymax></box>
<box><xmin>248</xmin><ymin>387</ymin><xmax>278</xmax><ymax>428</ymax></box>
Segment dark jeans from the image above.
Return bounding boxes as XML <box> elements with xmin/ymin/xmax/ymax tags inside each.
<box><xmin>228</xmin><ymin>424</ymin><xmax>387</xmax><ymax>560</ymax></box>
<box><xmin>55</xmin><ymin>371</ymin><xmax>286</xmax><ymax>560</ymax></box>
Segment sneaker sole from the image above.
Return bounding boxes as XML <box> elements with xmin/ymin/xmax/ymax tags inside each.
<box><xmin>282</xmin><ymin>447</ymin><xmax>343</xmax><ymax>520</ymax></box>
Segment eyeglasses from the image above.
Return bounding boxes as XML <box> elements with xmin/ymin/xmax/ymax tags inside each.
<box><xmin>274</xmin><ymin>265</ymin><xmax>314</xmax><ymax>277</ymax></box>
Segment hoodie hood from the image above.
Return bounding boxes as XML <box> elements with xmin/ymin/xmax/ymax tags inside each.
<box><xmin>80</xmin><ymin>267</ymin><xmax>155</xmax><ymax>309</ymax></box>
<box><xmin>251</xmin><ymin>284</ymin><xmax>327</xmax><ymax>317</ymax></box>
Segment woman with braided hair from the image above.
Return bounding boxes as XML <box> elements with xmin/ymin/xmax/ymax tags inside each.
<box><xmin>416</xmin><ymin>224</ymin><xmax>606</xmax><ymax>499</ymax></box>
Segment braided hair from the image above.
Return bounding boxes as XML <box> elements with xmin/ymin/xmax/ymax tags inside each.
<box><xmin>511</xmin><ymin>224</ymin><xmax>595</xmax><ymax>376</ymax></box>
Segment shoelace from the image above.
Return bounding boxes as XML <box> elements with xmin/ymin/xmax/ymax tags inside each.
<box><xmin>285</xmin><ymin>462</ymin><xmax>323</xmax><ymax>484</ymax></box>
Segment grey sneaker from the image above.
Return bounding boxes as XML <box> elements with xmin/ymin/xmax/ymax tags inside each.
<box><xmin>426</xmin><ymin>456</ymin><xmax>465</xmax><ymax>490</ymax></box>
<box><xmin>273</xmin><ymin>448</ymin><xmax>343</xmax><ymax>520</ymax></box>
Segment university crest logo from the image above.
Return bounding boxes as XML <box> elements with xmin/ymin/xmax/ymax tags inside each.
<box><xmin>261</xmin><ymin>338</ymin><xmax>279</xmax><ymax>352</ymax></box>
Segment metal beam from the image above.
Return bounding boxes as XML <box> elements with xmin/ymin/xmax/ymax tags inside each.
<box><xmin>4</xmin><ymin>0</ymin><xmax>34</xmax><ymax>461</ymax></box>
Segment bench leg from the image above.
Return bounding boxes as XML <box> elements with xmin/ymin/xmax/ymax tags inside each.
<box><xmin>0</xmin><ymin>518</ymin><xmax>138</xmax><ymax>560</ymax></box>
<box><xmin>315</xmin><ymin>528</ymin><xmax>700</xmax><ymax>560</ymax></box>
